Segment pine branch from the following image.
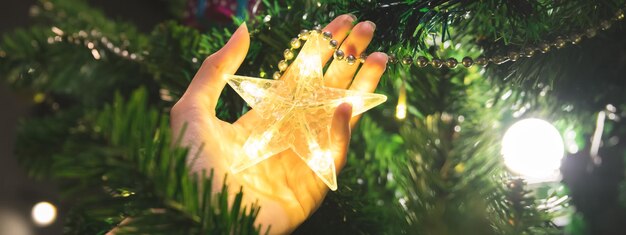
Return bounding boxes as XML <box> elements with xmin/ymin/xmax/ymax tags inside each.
<box><xmin>296</xmin><ymin>115</ymin><xmax>407</xmax><ymax>234</ymax></box>
<box><xmin>0</xmin><ymin>0</ymin><xmax>153</xmax><ymax>108</ymax></box>
<box><xmin>51</xmin><ymin>88</ymin><xmax>264</xmax><ymax>234</ymax></box>
<box><xmin>3</xmin><ymin>0</ymin><xmax>609</xmax><ymax>234</ymax></box>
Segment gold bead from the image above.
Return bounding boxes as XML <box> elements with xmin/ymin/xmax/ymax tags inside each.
<box><xmin>278</xmin><ymin>60</ymin><xmax>288</xmax><ymax>71</ymax></box>
<box><xmin>322</xmin><ymin>31</ymin><xmax>332</xmax><ymax>40</ymax></box>
<box><xmin>298</xmin><ymin>29</ymin><xmax>309</xmax><ymax>40</ymax></box>
<box><xmin>329</xmin><ymin>39</ymin><xmax>338</xmax><ymax>49</ymax></box>
<box><xmin>290</xmin><ymin>38</ymin><xmax>301</xmax><ymax>49</ymax></box>
<box><xmin>586</xmin><ymin>28</ymin><xmax>597</xmax><ymax>38</ymax></box>
<box><xmin>508</xmin><ymin>51</ymin><xmax>520</xmax><ymax>61</ymax></box>
<box><xmin>312</xmin><ymin>25</ymin><xmax>322</xmax><ymax>34</ymax></box>
<box><xmin>346</xmin><ymin>55</ymin><xmax>356</xmax><ymax>65</ymax></box>
<box><xmin>334</xmin><ymin>50</ymin><xmax>345</xmax><ymax>60</ymax></box>
<box><xmin>570</xmin><ymin>34</ymin><xmax>583</xmax><ymax>44</ymax></box>
<box><xmin>430</xmin><ymin>58</ymin><xmax>443</xmax><ymax>68</ymax></box>
<box><xmin>415</xmin><ymin>56</ymin><xmax>429</xmax><ymax>67</ymax></box>
<box><xmin>445</xmin><ymin>58</ymin><xmax>458</xmax><ymax>68</ymax></box>
<box><xmin>284</xmin><ymin>49</ymin><xmax>294</xmax><ymax>60</ymax></box>
<box><xmin>554</xmin><ymin>36</ymin><xmax>566</xmax><ymax>48</ymax></box>
<box><xmin>615</xmin><ymin>9</ymin><xmax>625</xmax><ymax>20</ymax></box>
<box><xmin>461</xmin><ymin>57</ymin><xmax>473</xmax><ymax>67</ymax></box>
<box><xmin>474</xmin><ymin>57</ymin><xmax>488</xmax><ymax>67</ymax></box>
<box><xmin>273</xmin><ymin>71</ymin><xmax>281</xmax><ymax>80</ymax></box>
<box><xmin>490</xmin><ymin>55</ymin><xmax>509</xmax><ymax>64</ymax></box>
<box><xmin>600</xmin><ymin>20</ymin><xmax>611</xmax><ymax>30</ymax></box>
<box><xmin>524</xmin><ymin>47</ymin><xmax>536</xmax><ymax>57</ymax></box>
<box><xmin>359</xmin><ymin>53</ymin><xmax>367</xmax><ymax>63</ymax></box>
<box><xmin>388</xmin><ymin>54</ymin><xmax>397</xmax><ymax>64</ymax></box>
<box><xmin>401</xmin><ymin>56</ymin><xmax>413</xmax><ymax>65</ymax></box>
<box><xmin>539</xmin><ymin>42</ymin><xmax>551</xmax><ymax>53</ymax></box>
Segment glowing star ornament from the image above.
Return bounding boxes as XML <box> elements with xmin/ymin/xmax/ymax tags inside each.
<box><xmin>225</xmin><ymin>32</ymin><xmax>387</xmax><ymax>190</ymax></box>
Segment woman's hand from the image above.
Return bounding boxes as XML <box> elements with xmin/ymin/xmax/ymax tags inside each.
<box><xmin>171</xmin><ymin>14</ymin><xmax>387</xmax><ymax>234</ymax></box>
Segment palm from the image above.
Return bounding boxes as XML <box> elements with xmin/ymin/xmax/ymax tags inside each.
<box><xmin>171</xmin><ymin>15</ymin><xmax>387</xmax><ymax>234</ymax></box>
<box><xmin>183</xmin><ymin>111</ymin><xmax>328</xmax><ymax>226</ymax></box>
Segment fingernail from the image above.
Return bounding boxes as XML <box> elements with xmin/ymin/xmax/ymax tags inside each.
<box><xmin>225</xmin><ymin>23</ymin><xmax>247</xmax><ymax>46</ymax></box>
<box><xmin>345</xmin><ymin>13</ymin><xmax>357</xmax><ymax>22</ymax></box>
<box><xmin>365</xmin><ymin>21</ymin><xmax>376</xmax><ymax>30</ymax></box>
<box><xmin>378</xmin><ymin>52</ymin><xmax>388</xmax><ymax>63</ymax></box>
<box><xmin>345</xmin><ymin>103</ymin><xmax>353</xmax><ymax>116</ymax></box>
<box><xmin>340</xmin><ymin>102</ymin><xmax>353</xmax><ymax>116</ymax></box>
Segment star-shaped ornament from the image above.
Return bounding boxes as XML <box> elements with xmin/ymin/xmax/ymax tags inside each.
<box><xmin>225</xmin><ymin>31</ymin><xmax>387</xmax><ymax>190</ymax></box>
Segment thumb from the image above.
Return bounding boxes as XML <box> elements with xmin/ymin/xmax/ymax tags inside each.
<box><xmin>330</xmin><ymin>103</ymin><xmax>353</xmax><ymax>172</ymax></box>
<box><xmin>183</xmin><ymin>23</ymin><xmax>250</xmax><ymax>110</ymax></box>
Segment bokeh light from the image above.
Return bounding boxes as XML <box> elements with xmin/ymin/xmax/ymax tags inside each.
<box><xmin>501</xmin><ymin>118</ymin><xmax>565</xmax><ymax>182</ymax></box>
<box><xmin>31</xmin><ymin>201</ymin><xmax>56</xmax><ymax>227</ymax></box>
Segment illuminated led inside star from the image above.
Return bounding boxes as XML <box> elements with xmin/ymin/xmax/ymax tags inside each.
<box><xmin>31</xmin><ymin>201</ymin><xmax>57</xmax><ymax>227</ymax></box>
<box><xmin>501</xmin><ymin>118</ymin><xmax>564</xmax><ymax>182</ymax></box>
<box><xmin>225</xmin><ymin>31</ymin><xmax>387</xmax><ymax>190</ymax></box>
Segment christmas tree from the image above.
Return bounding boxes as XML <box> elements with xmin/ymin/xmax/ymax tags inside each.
<box><xmin>1</xmin><ymin>0</ymin><xmax>626</xmax><ymax>234</ymax></box>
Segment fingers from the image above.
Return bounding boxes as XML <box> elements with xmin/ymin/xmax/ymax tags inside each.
<box><xmin>178</xmin><ymin>23</ymin><xmax>250</xmax><ymax>113</ymax></box>
<box><xmin>349</xmin><ymin>52</ymin><xmax>387</xmax><ymax>92</ymax></box>
<box><xmin>320</xmin><ymin>14</ymin><xmax>356</xmax><ymax>65</ymax></box>
<box><xmin>330</xmin><ymin>103</ymin><xmax>352</xmax><ymax>172</ymax></box>
<box><xmin>348</xmin><ymin>52</ymin><xmax>388</xmax><ymax>127</ymax></box>
<box><xmin>324</xmin><ymin>21</ymin><xmax>376</xmax><ymax>89</ymax></box>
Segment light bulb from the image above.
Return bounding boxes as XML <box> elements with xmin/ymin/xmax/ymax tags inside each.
<box><xmin>395</xmin><ymin>104</ymin><xmax>406</xmax><ymax>120</ymax></box>
<box><xmin>396</xmin><ymin>83</ymin><xmax>407</xmax><ymax>120</ymax></box>
<box><xmin>31</xmin><ymin>201</ymin><xmax>57</xmax><ymax>227</ymax></box>
<box><xmin>241</xmin><ymin>81</ymin><xmax>265</xmax><ymax>98</ymax></box>
<box><xmin>308</xmin><ymin>148</ymin><xmax>332</xmax><ymax>173</ymax></box>
<box><xmin>501</xmin><ymin>118</ymin><xmax>564</xmax><ymax>182</ymax></box>
<box><xmin>344</xmin><ymin>96</ymin><xmax>365</xmax><ymax>112</ymax></box>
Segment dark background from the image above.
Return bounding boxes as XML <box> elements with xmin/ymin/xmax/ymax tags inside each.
<box><xmin>0</xmin><ymin>1</ymin><xmax>169</xmax><ymax>234</ymax></box>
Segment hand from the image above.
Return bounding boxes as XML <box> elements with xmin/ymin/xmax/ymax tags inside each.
<box><xmin>170</xmin><ymin>14</ymin><xmax>387</xmax><ymax>234</ymax></box>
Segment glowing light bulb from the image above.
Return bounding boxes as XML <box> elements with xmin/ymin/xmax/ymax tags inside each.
<box><xmin>308</xmin><ymin>148</ymin><xmax>332</xmax><ymax>173</ymax></box>
<box><xmin>344</xmin><ymin>96</ymin><xmax>365</xmax><ymax>111</ymax></box>
<box><xmin>396</xmin><ymin>82</ymin><xmax>406</xmax><ymax>120</ymax></box>
<box><xmin>241</xmin><ymin>81</ymin><xmax>265</xmax><ymax>98</ymax></box>
<box><xmin>31</xmin><ymin>201</ymin><xmax>56</xmax><ymax>227</ymax></box>
<box><xmin>395</xmin><ymin>104</ymin><xmax>406</xmax><ymax>120</ymax></box>
<box><xmin>306</xmin><ymin>144</ymin><xmax>336</xmax><ymax>190</ymax></box>
<box><xmin>501</xmin><ymin>118</ymin><xmax>564</xmax><ymax>182</ymax></box>
<box><xmin>396</xmin><ymin>83</ymin><xmax>407</xmax><ymax>119</ymax></box>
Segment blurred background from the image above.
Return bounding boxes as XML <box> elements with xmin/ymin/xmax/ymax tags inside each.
<box><xmin>1</xmin><ymin>0</ymin><xmax>626</xmax><ymax>234</ymax></box>
<box><xmin>1</xmin><ymin>1</ymin><xmax>168</xmax><ymax>234</ymax></box>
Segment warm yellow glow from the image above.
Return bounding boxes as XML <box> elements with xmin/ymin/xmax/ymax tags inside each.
<box><xmin>91</xmin><ymin>49</ymin><xmax>101</xmax><ymax>60</ymax></box>
<box><xmin>31</xmin><ymin>201</ymin><xmax>56</xmax><ymax>227</ymax></box>
<box><xmin>396</xmin><ymin>104</ymin><xmax>406</xmax><ymax>120</ymax></box>
<box><xmin>234</xmin><ymin>130</ymin><xmax>275</xmax><ymax>172</ymax></box>
<box><xmin>51</xmin><ymin>26</ymin><xmax>64</xmax><ymax>36</ymax></box>
<box><xmin>241</xmin><ymin>81</ymin><xmax>266</xmax><ymax>98</ymax></box>
<box><xmin>343</xmin><ymin>96</ymin><xmax>365</xmax><ymax>111</ymax></box>
<box><xmin>226</xmin><ymin>32</ymin><xmax>386</xmax><ymax>190</ymax></box>
<box><xmin>395</xmin><ymin>83</ymin><xmax>407</xmax><ymax>119</ymax></box>
<box><xmin>308</xmin><ymin>149</ymin><xmax>332</xmax><ymax>172</ymax></box>
<box><xmin>501</xmin><ymin>118</ymin><xmax>564</xmax><ymax>182</ymax></box>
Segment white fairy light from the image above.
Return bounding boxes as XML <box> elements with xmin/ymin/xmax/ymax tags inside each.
<box><xmin>501</xmin><ymin>118</ymin><xmax>564</xmax><ymax>182</ymax></box>
<box><xmin>31</xmin><ymin>201</ymin><xmax>57</xmax><ymax>227</ymax></box>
